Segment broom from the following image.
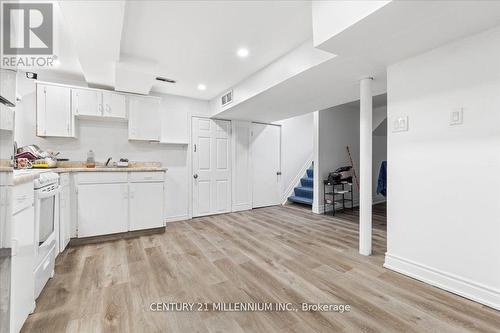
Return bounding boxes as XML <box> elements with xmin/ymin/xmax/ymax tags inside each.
<box><xmin>346</xmin><ymin>146</ymin><xmax>360</xmax><ymax>191</ymax></box>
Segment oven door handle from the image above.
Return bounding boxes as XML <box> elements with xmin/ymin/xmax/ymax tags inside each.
<box><xmin>36</xmin><ymin>185</ymin><xmax>61</xmax><ymax>199</ymax></box>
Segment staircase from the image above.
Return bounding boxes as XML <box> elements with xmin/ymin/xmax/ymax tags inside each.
<box><xmin>288</xmin><ymin>167</ymin><xmax>313</xmax><ymax>206</ymax></box>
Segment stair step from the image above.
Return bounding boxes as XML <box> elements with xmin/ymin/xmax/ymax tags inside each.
<box><xmin>288</xmin><ymin>195</ymin><xmax>313</xmax><ymax>205</ymax></box>
<box><xmin>300</xmin><ymin>177</ymin><xmax>313</xmax><ymax>188</ymax></box>
<box><xmin>306</xmin><ymin>168</ymin><xmax>313</xmax><ymax>178</ymax></box>
<box><xmin>294</xmin><ymin>186</ymin><xmax>313</xmax><ymax>199</ymax></box>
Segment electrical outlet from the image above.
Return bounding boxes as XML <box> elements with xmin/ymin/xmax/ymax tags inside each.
<box><xmin>450</xmin><ymin>108</ymin><xmax>463</xmax><ymax>126</ymax></box>
<box><xmin>392</xmin><ymin>115</ymin><xmax>409</xmax><ymax>133</ymax></box>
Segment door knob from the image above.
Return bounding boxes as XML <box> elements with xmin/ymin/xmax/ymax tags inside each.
<box><xmin>193</xmin><ymin>174</ymin><xmax>198</xmax><ymax>179</ymax></box>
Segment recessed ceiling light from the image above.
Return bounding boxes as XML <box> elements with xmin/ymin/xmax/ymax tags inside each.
<box><xmin>237</xmin><ymin>48</ymin><xmax>249</xmax><ymax>58</ymax></box>
<box><xmin>197</xmin><ymin>84</ymin><xmax>206</xmax><ymax>91</ymax></box>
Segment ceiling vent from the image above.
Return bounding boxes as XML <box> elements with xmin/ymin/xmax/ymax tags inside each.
<box><xmin>156</xmin><ymin>76</ymin><xmax>176</xmax><ymax>84</ymax></box>
<box><xmin>221</xmin><ymin>90</ymin><xmax>233</xmax><ymax>107</ymax></box>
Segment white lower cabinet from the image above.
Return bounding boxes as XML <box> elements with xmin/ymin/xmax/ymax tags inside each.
<box><xmin>11</xmin><ymin>184</ymin><xmax>35</xmax><ymax>333</ymax></box>
<box><xmin>77</xmin><ymin>183</ymin><xmax>129</xmax><ymax>237</ymax></box>
<box><xmin>129</xmin><ymin>182</ymin><xmax>164</xmax><ymax>230</ymax></box>
<box><xmin>75</xmin><ymin>171</ymin><xmax>165</xmax><ymax>238</ymax></box>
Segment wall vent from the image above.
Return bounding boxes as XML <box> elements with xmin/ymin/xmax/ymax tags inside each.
<box><xmin>221</xmin><ymin>90</ymin><xmax>233</xmax><ymax>107</ymax></box>
<box><xmin>156</xmin><ymin>76</ymin><xmax>176</xmax><ymax>83</ymax></box>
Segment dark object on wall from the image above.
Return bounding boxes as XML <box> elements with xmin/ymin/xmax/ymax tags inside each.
<box><xmin>377</xmin><ymin>161</ymin><xmax>387</xmax><ymax>197</ymax></box>
<box><xmin>26</xmin><ymin>72</ymin><xmax>38</xmax><ymax>80</ymax></box>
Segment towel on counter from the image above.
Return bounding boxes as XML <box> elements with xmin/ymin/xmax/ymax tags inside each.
<box><xmin>377</xmin><ymin>161</ymin><xmax>387</xmax><ymax>197</ymax></box>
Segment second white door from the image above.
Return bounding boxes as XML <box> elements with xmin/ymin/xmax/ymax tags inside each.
<box><xmin>192</xmin><ymin>117</ymin><xmax>231</xmax><ymax>217</ymax></box>
<box><xmin>252</xmin><ymin>123</ymin><xmax>281</xmax><ymax>208</ymax></box>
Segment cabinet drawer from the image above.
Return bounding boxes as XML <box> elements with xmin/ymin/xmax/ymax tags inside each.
<box><xmin>129</xmin><ymin>171</ymin><xmax>164</xmax><ymax>183</ymax></box>
<box><xmin>13</xmin><ymin>182</ymin><xmax>34</xmax><ymax>215</ymax></box>
<box><xmin>76</xmin><ymin>172</ymin><xmax>128</xmax><ymax>184</ymax></box>
<box><xmin>34</xmin><ymin>245</ymin><xmax>55</xmax><ymax>299</ymax></box>
<box><xmin>59</xmin><ymin>173</ymin><xmax>70</xmax><ymax>186</ymax></box>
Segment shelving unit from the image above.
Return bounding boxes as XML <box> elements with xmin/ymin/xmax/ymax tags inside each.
<box><xmin>323</xmin><ymin>180</ymin><xmax>354</xmax><ymax>215</ymax></box>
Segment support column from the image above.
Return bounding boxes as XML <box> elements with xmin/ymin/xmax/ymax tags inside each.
<box><xmin>359</xmin><ymin>77</ymin><xmax>373</xmax><ymax>256</ymax></box>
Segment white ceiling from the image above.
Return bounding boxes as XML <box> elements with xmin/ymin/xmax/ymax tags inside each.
<box><xmin>120</xmin><ymin>0</ymin><xmax>312</xmax><ymax>99</ymax></box>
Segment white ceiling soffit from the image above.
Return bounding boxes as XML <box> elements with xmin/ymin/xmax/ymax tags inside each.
<box><xmin>58</xmin><ymin>0</ymin><xmax>125</xmax><ymax>88</ymax></box>
<box><xmin>213</xmin><ymin>0</ymin><xmax>500</xmax><ymax>123</ymax></box>
<box><xmin>114</xmin><ymin>56</ymin><xmax>158</xmax><ymax>95</ymax></box>
<box><xmin>316</xmin><ymin>0</ymin><xmax>500</xmax><ymax>64</ymax></box>
<box><xmin>312</xmin><ymin>0</ymin><xmax>390</xmax><ymax>48</ymax></box>
<box><xmin>212</xmin><ymin>52</ymin><xmax>387</xmax><ymax>123</ymax></box>
<box><xmin>120</xmin><ymin>0</ymin><xmax>312</xmax><ymax>99</ymax></box>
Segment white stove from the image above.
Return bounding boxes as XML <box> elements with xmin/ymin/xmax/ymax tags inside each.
<box><xmin>34</xmin><ymin>172</ymin><xmax>59</xmax><ymax>189</ymax></box>
<box><xmin>33</xmin><ymin>171</ymin><xmax>60</xmax><ymax>299</ymax></box>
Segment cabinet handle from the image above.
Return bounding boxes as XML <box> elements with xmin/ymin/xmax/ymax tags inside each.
<box><xmin>16</xmin><ymin>195</ymin><xmax>27</xmax><ymax>202</ymax></box>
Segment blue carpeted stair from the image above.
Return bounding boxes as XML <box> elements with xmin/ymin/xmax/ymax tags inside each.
<box><xmin>288</xmin><ymin>167</ymin><xmax>313</xmax><ymax>205</ymax></box>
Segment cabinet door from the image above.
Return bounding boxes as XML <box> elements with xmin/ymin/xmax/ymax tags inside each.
<box><xmin>77</xmin><ymin>183</ymin><xmax>128</xmax><ymax>237</ymax></box>
<box><xmin>102</xmin><ymin>92</ymin><xmax>127</xmax><ymax>119</ymax></box>
<box><xmin>59</xmin><ymin>182</ymin><xmax>71</xmax><ymax>251</ymax></box>
<box><xmin>72</xmin><ymin>88</ymin><xmax>101</xmax><ymax>117</ymax></box>
<box><xmin>0</xmin><ymin>68</ymin><xmax>17</xmax><ymax>106</ymax></box>
<box><xmin>128</xmin><ymin>96</ymin><xmax>160</xmax><ymax>141</ymax></box>
<box><xmin>129</xmin><ymin>182</ymin><xmax>164</xmax><ymax>231</ymax></box>
<box><xmin>11</xmin><ymin>205</ymin><xmax>35</xmax><ymax>333</ymax></box>
<box><xmin>37</xmin><ymin>84</ymin><xmax>74</xmax><ymax>137</ymax></box>
<box><xmin>0</xmin><ymin>104</ymin><xmax>14</xmax><ymax>131</ymax></box>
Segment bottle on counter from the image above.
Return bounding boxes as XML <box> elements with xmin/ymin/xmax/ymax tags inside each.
<box><xmin>86</xmin><ymin>149</ymin><xmax>95</xmax><ymax>168</ymax></box>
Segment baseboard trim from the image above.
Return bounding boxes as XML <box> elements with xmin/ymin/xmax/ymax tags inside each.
<box><xmin>232</xmin><ymin>204</ymin><xmax>252</xmax><ymax>212</ymax></box>
<box><xmin>384</xmin><ymin>253</ymin><xmax>500</xmax><ymax>311</ymax></box>
<box><xmin>166</xmin><ymin>215</ymin><xmax>190</xmax><ymax>223</ymax></box>
<box><xmin>70</xmin><ymin>227</ymin><xmax>165</xmax><ymax>246</ymax></box>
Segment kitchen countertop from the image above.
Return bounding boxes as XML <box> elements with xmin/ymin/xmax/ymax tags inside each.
<box><xmin>13</xmin><ymin>165</ymin><xmax>167</xmax><ymax>185</ymax></box>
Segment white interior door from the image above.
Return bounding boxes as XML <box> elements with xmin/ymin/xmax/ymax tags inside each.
<box><xmin>252</xmin><ymin>123</ymin><xmax>281</xmax><ymax>208</ymax></box>
<box><xmin>192</xmin><ymin>117</ymin><xmax>231</xmax><ymax>217</ymax></box>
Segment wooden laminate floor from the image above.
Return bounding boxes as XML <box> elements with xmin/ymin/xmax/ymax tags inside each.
<box><xmin>23</xmin><ymin>205</ymin><xmax>500</xmax><ymax>332</ymax></box>
<box><xmin>333</xmin><ymin>202</ymin><xmax>387</xmax><ymax>231</ymax></box>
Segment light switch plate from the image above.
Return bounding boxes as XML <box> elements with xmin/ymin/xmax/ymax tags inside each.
<box><xmin>392</xmin><ymin>115</ymin><xmax>409</xmax><ymax>133</ymax></box>
<box><xmin>450</xmin><ymin>108</ymin><xmax>463</xmax><ymax>126</ymax></box>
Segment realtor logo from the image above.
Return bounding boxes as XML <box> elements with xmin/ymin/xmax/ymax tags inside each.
<box><xmin>2</xmin><ymin>3</ymin><xmax>53</xmax><ymax>55</ymax></box>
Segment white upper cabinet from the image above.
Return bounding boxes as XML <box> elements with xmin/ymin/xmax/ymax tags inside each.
<box><xmin>0</xmin><ymin>68</ymin><xmax>17</xmax><ymax>107</ymax></box>
<box><xmin>37</xmin><ymin>84</ymin><xmax>75</xmax><ymax>137</ymax></box>
<box><xmin>128</xmin><ymin>96</ymin><xmax>161</xmax><ymax>141</ymax></box>
<box><xmin>72</xmin><ymin>88</ymin><xmax>101</xmax><ymax>117</ymax></box>
<box><xmin>102</xmin><ymin>92</ymin><xmax>127</xmax><ymax>119</ymax></box>
<box><xmin>36</xmin><ymin>82</ymin><xmax>160</xmax><ymax>139</ymax></box>
<box><xmin>72</xmin><ymin>88</ymin><xmax>127</xmax><ymax>119</ymax></box>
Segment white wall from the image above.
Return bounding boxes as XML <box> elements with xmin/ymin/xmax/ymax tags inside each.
<box><xmin>275</xmin><ymin>112</ymin><xmax>314</xmax><ymax>201</ymax></box>
<box><xmin>231</xmin><ymin>121</ymin><xmax>252</xmax><ymax>212</ymax></box>
<box><xmin>313</xmin><ymin>103</ymin><xmax>386</xmax><ymax>213</ymax></box>
<box><xmin>14</xmin><ymin>73</ymin><xmax>210</xmax><ymax>222</ymax></box>
<box><xmin>384</xmin><ymin>26</ymin><xmax>500</xmax><ymax>310</ymax></box>
<box><xmin>313</xmin><ymin>104</ymin><xmax>360</xmax><ymax>213</ymax></box>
